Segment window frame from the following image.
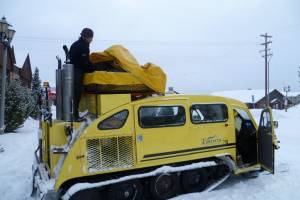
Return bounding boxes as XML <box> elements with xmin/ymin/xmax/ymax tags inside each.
<box><xmin>98</xmin><ymin>109</ymin><xmax>129</xmax><ymax>130</ymax></box>
<box><xmin>260</xmin><ymin>111</ymin><xmax>271</xmax><ymax>128</ymax></box>
<box><xmin>190</xmin><ymin>103</ymin><xmax>229</xmax><ymax>124</ymax></box>
<box><xmin>234</xmin><ymin>107</ymin><xmax>251</xmax><ymax>120</ymax></box>
<box><xmin>138</xmin><ymin>105</ymin><xmax>186</xmax><ymax>129</ymax></box>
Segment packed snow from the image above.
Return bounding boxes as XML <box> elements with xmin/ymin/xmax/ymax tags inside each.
<box><xmin>0</xmin><ymin>105</ymin><xmax>300</xmax><ymax>200</ymax></box>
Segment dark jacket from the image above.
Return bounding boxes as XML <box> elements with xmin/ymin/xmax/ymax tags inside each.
<box><xmin>69</xmin><ymin>37</ymin><xmax>91</xmax><ymax>70</ymax></box>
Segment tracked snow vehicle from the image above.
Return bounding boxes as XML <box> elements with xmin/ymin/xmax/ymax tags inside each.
<box><xmin>32</xmin><ymin>45</ymin><xmax>279</xmax><ymax>200</ymax></box>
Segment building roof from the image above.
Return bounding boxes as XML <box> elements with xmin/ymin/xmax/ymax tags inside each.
<box><xmin>0</xmin><ymin>44</ymin><xmax>32</xmax><ymax>88</ymax></box>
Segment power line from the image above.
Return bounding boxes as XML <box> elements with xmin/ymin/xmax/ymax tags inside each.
<box><xmin>13</xmin><ymin>35</ymin><xmax>258</xmax><ymax>47</ymax></box>
<box><xmin>260</xmin><ymin>33</ymin><xmax>273</xmax><ymax>108</ymax></box>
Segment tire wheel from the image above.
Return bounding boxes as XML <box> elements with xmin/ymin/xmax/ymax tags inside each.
<box><xmin>180</xmin><ymin>169</ymin><xmax>208</xmax><ymax>193</ymax></box>
<box><xmin>149</xmin><ymin>173</ymin><xmax>178</xmax><ymax>200</ymax></box>
<box><xmin>107</xmin><ymin>180</ymin><xmax>143</xmax><ymax>200</ymax></box>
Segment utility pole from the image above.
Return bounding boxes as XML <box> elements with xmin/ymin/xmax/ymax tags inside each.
<box><xmin>296</xmin><ymin>67</ymin><xmax>300</xmax><ymax>104</ymax></box>
<box><xmin>298</xmin><ymin>66</ymin><xmax>300</xmax><ymax>89</ymax></box>
<box><xmin>260</xmin><ymin>33</ymin><xmax>273</xmax><ymax>108</ymax></box>
<box><xmin>284</xmin><ymin>86</ymin><xmax>290</xmax><ymax>112</ymax></box>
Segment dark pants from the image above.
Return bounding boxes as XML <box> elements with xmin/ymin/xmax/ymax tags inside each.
<box><xmin>74</xmin><ymin>68</ymin><xmax>84</xmax><ymax>118</ymax></box>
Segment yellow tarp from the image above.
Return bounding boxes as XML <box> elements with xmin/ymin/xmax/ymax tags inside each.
<box><xmin>84</xmin><ymin>71</ymin><xmax>142</xmax><ymax>86</ymax></box>
<box><xmin>86</xmin><ymin>45</ymin><xmax>167</xmax><ymax>93</ymax></box>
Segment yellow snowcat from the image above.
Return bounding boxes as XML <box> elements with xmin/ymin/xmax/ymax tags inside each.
<box><xmin>31</xmin><ymin>45</ymin><xmax>279</xmax><ymax>200</ymax></box>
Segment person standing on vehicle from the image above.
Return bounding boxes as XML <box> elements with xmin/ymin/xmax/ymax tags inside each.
<box><xmin>69</xmin><ymin>28</ymin><xmax>93</xmax><ymax>120</ymax></box>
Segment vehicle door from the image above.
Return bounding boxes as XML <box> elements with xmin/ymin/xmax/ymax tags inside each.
<box><xmin>134</xmin><ymin>100</ymin><xmax>188</xmax><ymax>163</ymax></box>
<box><xmin>258</xmin><ymin>108</ymin><xmax>275</xmax><ymax>173</ymax></box>
<box><xmin>189</xmin><ymin>103</ymin><xmax>235</xmax><ymax>153</ymax></box>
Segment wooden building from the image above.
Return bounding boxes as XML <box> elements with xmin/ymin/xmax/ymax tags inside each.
<box><xmin>253</xmin><ymin>89</ymin><xmax>292</xmax><ymax>109</ymax></box>
<box><xmin>0</xmin><ymin>43</ymin><xmax>32</xmax><ymax>88</ymax></box>
<box><xmin>213</xmin><ymin>89</ymin><xmax>292</xmax><ymax>110</ymax></box>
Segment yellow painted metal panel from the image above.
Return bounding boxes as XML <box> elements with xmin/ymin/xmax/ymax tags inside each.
<box><xmin>98</xmin><ymin>94</ymin><xmax>131</xmax><ymax>115</ymax></box>
<box><xmin>41</xmin><ymin>122</ymin><xmax>50</xmax><ymax>167</ymax></box>
<box><xmin>79</xmin><ymin>94</ymin><xmax>131</xmax><ymax>116</ymax></box>
<box><xmin>55</xmin><ymin>105</ymin><xmax>135</xmax><ymax>190</ymax></box>
<box><xmin>134</xmin><ymin>98</ymin><xmax>237</xmax><ymax>165</ymax></box>
<box><xmin>55</xmin><ymin>139</ymin><xmax>86</xmax><ymax>190</ymax></box>
<box><xmin>48</xmin><ymin>121</ymin><xmax>81</xmax><ymax>177</ymax></box>
<box><xmin>79</xmin><ymin>94</ymin><xmax>97</xmax><ymax>115</ymax></box>
<box><xmin>134</xmin><ymin>99</ymin><xmax>190</xmax><ymax>163</ymax></box>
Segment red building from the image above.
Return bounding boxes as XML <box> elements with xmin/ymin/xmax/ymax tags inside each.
<box><xmin>0</xmin><ymin>43</ymin><xmax>32</xmax><ymax>88</ymax></box>
<box><xmin>48</xmin><ymin>87</ymin><xmax>56</xmax><ymax>104</ymax></box>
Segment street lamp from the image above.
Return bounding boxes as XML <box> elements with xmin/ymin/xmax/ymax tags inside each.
<box><xmin>0</xmin><ymin>16</ymin><xmax>15</xmax><ymax>134</ymax></box>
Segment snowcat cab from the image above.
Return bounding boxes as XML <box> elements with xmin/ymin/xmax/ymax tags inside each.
<box><xmin>31</xmin><ymin>45</ymin><xmax>279</xmax><ymax>200</ymax></box>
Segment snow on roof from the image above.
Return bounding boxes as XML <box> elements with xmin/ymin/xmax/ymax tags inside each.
<box><xmin>211</xmin><ymin>89</ymin><xmax>267</xmax><ymax>103</ymax></box>
<box><xmin>270</xmin><ymin>98</ymin><xmax>279</xmax><ymax>103</ymax></box>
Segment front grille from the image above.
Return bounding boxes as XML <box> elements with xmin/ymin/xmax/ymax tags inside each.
<box><xmin>86</xmin><ymin>136</ymin><xmax>134</xmax><ymax>173</ymax></box>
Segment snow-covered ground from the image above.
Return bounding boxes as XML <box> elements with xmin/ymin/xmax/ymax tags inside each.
<box><xmin>0</xmin><ymin>105</ymin><xmax>299</xmax><ymax>200</ymax></box>
<box><xmin>173</xmin><ymin>106</ymin><xmax>300</xmax><ymax>200</ymax></box>
<box><xmin>0</xmin><ymin>119</ymin><xmax>38</xmax><ymax>200</ymax></box>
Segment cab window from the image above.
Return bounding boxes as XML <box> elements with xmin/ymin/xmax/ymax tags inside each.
<box><xmin>98</xmin><ymin>110</ymin><xmax>129</xmax><ymax>130</ymax></box>
<box><xmin>260</xmin><ymin>111</ymin><xmax>272</xmax><ymax>128</ymax></box>
<box><xmin>234</xmin><ymin>108</ymin><xmax>251</xmax><ymax>120</ymax></box>
<box><xmin>139</xmin><ymin>106</ymin><xmax>186</xmax><ymax>128</ymax></box>
<box><xmin>190</xmin><ymin>104</ymin><xmax>228</xmax><ymax>124</ymax></box>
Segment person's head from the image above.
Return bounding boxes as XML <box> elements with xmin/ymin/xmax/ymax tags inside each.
<box><xmin>80</xmin><ymin>28</ymin><xmax>94</xmax><ymax>44</ymax></box>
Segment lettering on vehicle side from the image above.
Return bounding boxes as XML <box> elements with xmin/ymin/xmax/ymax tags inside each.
<box><xmin>202</xmin><ymin>135</ymin><xmax>228</xmax><ymax>145</ymax></box>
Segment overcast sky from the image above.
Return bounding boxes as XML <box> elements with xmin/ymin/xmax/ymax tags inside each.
<box><xmin>1</xmin><ymin>0</ymin><xmax>299</xmax><ymax>93</ymax></box>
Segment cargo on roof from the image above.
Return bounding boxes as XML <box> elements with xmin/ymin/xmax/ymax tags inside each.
<box><xmin>83</xmin><ymin>45</ymin><xmax>167</xmax><ymax>94</ymax></box>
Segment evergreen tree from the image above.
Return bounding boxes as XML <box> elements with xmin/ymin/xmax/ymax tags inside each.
<box><xmin>30</xmin><ymin>67</ymin><xmax>42</xmax><ymax>119</ymax></box>
<box><xmin>4</xmin><ymin>78</ymin><xmax>33</xmax><ymax>133</ymax></box>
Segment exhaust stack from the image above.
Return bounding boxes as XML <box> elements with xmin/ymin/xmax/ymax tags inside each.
<box><xmin>62</xmin><ymin>63</ymin><xmax>74</xmax><ymax>121</ymax></box>
<box><xmin>55</xmin><ymin>45</ymin><xmax>74</xmax><ymax>121</ymax></box>
<box><xmin>55</xmin><ymin>56</ymin><xmax>63</xmax><ymax>120</ymax></box>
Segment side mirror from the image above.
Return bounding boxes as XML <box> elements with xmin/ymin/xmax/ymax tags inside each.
<box><xmin>273</xmin><ymin>121</ymin><xmax>279</xmax><ymax>129</ymax></box>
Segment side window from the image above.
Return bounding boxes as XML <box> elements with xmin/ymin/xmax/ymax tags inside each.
<box><xmin>234</xmin><ymin>108</ymin><xmax>251</xmax><ymax>120</ymax></box>
<box><xmin>260</xmin><ymin>111</ymin><xmax>271</xmax><ymax>128</ymax></box>
<box><xmin>190</xmin><ymin>104</ymin><xmax>228</xmax><ymax>124</ymax></box>
<box><xmin>234</xmin><ymin>108</ymin><xmax>256</xmax><ymax>132</ymax></box>
<box><xmin>139</xmin><ymin>106</ymin><xmax>186</xmax><ymax>128</ymax></box>
<box><xmin>98</xmin><ymin>110</ymin><xmax>129</xmax><ymax>130</ymax></box>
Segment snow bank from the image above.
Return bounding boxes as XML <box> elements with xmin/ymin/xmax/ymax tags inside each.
<box><xmin>0</xmin><ymin>118</ymin><xmax>38</xmax><ymax>200</ymax></box>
